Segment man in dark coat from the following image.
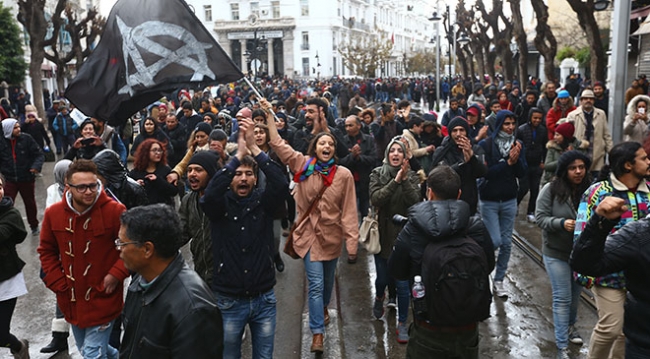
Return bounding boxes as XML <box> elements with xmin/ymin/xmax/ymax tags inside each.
<box><xmin>516</xmin><ymin>108</ymin><xmax>548</xmax><ymax>222</ymax></box>
<box><xmin>0</xmin><ymin>119</ymin><xmax>44</xmax><ymax>234</ymax></box>
<box><xmin>200</xmin><ymin>122</ymin><xmax>289</xmax><ymax>358</ymax></box>
<box><xmin>119</xmin><ymin>204</ymin><xmax>224</xmax><ymax>359</ymax></box>
<box><xmin>339</xmin><ymin>115</ymin><xmax>378</xmax><ymax>218</ymax></box>
<box><xmin>431</xmin><ymin>117</ymin><xmax>487</xmax><ymax>215</ymax></box>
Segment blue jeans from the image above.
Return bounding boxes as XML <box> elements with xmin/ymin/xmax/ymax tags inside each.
<box><xmin>374</xmin><ymin>255</ymin><xmax>410</xmax><ymax>323</ymax></box>
<box><xmin>71</xmin><ymin>321</ymin><xmax>118</xmax><ymax>359</ymax></box>
<box><xmin>304</xmin><ymin>250</ymin><xmax>338</xmax><ymax>334</ymax></box>
<box><xmin>543</xmin><ymin>255</ymin><xmax>582</xmax><ymax>349</ymax></box>
<box><xmin>479</xmin><ymin>199</ymin><xmax>517</xmax><ymax>282</ymax></box>
<box><xmin>213</xmin><ymin>289</ymin><xmax>276</xmax><ymax>359</ymax></box>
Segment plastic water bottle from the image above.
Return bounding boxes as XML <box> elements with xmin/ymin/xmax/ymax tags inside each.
<box><xmin>412</xmin><ymin>275</ymin><xmax>427</xmax><ymax>316</ymax></box>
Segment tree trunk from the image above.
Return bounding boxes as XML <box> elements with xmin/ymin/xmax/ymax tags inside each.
<box><xmin>565</xmin><ymin>0</ymin><xmax>606</xmax><ymax>81</ymax></box>
<box><xmin>510</xmin><ymin>0</ymin><xmax>529</xmax><ymax>83</ymax></box>
<box><xmin>457</xmin><ymin>45</ymin><xmax>469</xmax><ymax>79</ymax></box>
<box><xmin>531</xmin><ymin>0</ymin><xmax>558</xmax><ymax>83</ymax></box>
<box><xmin>28</xmin><ymin>53</ymin><xmax>45</xmax><ymax>121</ymax></box>
<box><xmin>55</xmin><ymin>64</ymin><xmax>66</xmax><ymax>94</ymax></box>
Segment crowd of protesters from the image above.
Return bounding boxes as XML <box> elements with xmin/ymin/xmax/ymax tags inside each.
<box><xmin>1</xmin><ymin>71</ymin><xmax>650</xmax><ymax>358</ymax></box>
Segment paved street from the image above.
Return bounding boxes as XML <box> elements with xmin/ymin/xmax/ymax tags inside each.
<box><xmin>2</xmin><ymin>156</ymin><xmax>597</xmax><ymax>359</ymax></box>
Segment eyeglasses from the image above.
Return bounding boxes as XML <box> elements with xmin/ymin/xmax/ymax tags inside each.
<box><xmin>114</xmin><ymin>238</ymin><xmax>140</xmax><ymax>249</ymax></box>
<box><xmin>68</xmin><ymin>182</ymin><xmax>99</xmax><ymax>193</ymax></box>
<box><xmin>150</xmin><ymin>149</ymin><xmax>163</xmax><ymax>153</ymax></box>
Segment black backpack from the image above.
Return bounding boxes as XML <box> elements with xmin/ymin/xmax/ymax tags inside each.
<box><xmin>421</xmin><ymin>235</ymin><xmax>491</xmax><ymax>326</ymax></box>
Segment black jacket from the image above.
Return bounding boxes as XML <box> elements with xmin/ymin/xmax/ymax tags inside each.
<box><xmin>93</xmin><ymin>149</ymin><xmax>148</xmax><ymax>209</ymax></box>
<box><xmin>21</xmin><ymin>121</ymin><xmax>50</xmax><ymax>149</ymax></box>
<box><xmin>200</xmin><ymin>152</ymin><xmax>289</xmax><ymax>297</ymax></box>
<box><xmin>389</xmin><ymin>200</ymin><xmax>495</xmax><ymax>283</ymax></box>
<box><xmin>431</xmin><ymin>137</ymin><xmax>487</xmax><ymax>215</ymax></box>
<box><xmin>338</xmin><ymin>132</ymin><xmax>378</xmax><ymax>189</ymax></box>
<box><xmin>129</xmin><ymin>165</ymin><xmax>177</xmax><ymax>206</ymax></box>
<box><xmin>120</xmin><ymin>254</ymin><xmax>223</xmax><ymax>359</ymax></box>
<box><xmin>571</xmin><ymin>214</ymin><xmax>650</xmax><ymax>350</ymax></box>
<box><xmin>292</xmin><ymin>126</ymin><xmax>349</xmax><ymax>159</ymax></box>
<box><xmin>0</xmin><ymin>197</ymin><xmax>27</xmax><ymax>282</ymax></box>
<box><xmin>0</xmin><ymin>134</ymin><xmax>44</xmax><ymax>182</ymax></box>
<box><xmin>162</xmin><ymin>124</ymin><xmax>188</xmax><ymax>167</ymax></box>
<box><xmin>516</xmin><ymin>123</ymin><xmax>547</xmax><ymax>166</ymax></box>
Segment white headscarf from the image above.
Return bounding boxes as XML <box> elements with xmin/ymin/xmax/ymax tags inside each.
<box><xmin>2</xmin><ymin>118</ymin><xmax>17</xmax><ymax>139</ymax></box>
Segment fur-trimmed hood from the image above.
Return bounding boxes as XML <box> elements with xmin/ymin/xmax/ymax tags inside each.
<box><xmin>626</xmin><ymin>94</ymin><xmax>650</xmax><ymax>118</ymax></box>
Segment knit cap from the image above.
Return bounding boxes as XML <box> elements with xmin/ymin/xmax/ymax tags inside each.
<box><xmin>188</xmin><ymin>150</ymin><xmax>221</xmax><ymax>178</ymax></box>
<box><xmin>557</xmin><ymin>90</ymin><xmax>570</xmax><ymax>99</ymax></box>
<box><xmin>555</xmin><ymin>122</ymin><xmax>575</xmax><ymax>141</ymax></box>
<box><xmin>447</xmin><ymin>116</ymin><xmax>469</xmax><ymax>134</ymax></box>
<box><xmin>194</xmin><ymin>122</ymin><xmax>213</xmax><ymax>135</ymax></box>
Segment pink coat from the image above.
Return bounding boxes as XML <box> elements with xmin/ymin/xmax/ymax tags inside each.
<box><xmin>270</xmin><ymin>137</ymin><xmax>359</xmax><ymax>261</ymax></box>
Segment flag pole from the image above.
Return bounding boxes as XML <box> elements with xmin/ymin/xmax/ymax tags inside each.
<box><xmin>243</xmin><ymin>76</ymin><xmax>278</xmax><ymax>121</ymax></box>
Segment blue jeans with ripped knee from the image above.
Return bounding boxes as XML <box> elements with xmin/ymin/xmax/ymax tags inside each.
<box><xmin>213</xmin><ymin>289</ymin><xmax>277</xmax><ymax>359</ymax></box>
<box><xmin>71</xmin><ymin>320</ymin><xmax>118</xmax><ymax>359</ymax></box>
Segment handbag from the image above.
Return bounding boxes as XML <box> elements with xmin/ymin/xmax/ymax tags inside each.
<box><xmin>359</xmin><ymin>208</ymin><xmax>381</xmax><ymax>254</ymax></box>
<box><xmin>283</xmin><ymin>184</ymin><xmax>328</xmax><ymax>260</ymax></box>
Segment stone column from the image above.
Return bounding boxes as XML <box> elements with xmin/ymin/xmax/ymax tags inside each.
<box><xmin>267</xmin><ymin>39</ymin><xmax>274</xmax><ymax>76</ymax></box>
<box><xmin>283</xmin><ymin>31</ymin><xmax>294</xmax><ymax>78</ymax></box>
<box><xmin>239</xmin><ymin>39</ymin><xmax>247</xmax><ymax>73</ymax></box>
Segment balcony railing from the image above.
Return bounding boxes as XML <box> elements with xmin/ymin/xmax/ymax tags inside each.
<box><xmin>301</xmin><ymin>44</ymin><xmax>310</xmax><ymax>50</ymax></box>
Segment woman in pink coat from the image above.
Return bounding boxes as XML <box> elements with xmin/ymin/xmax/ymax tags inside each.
<box><xmin>263</xmin><ymin>98</ymin><xmax>358</xmax><ymax>354</ymax></box>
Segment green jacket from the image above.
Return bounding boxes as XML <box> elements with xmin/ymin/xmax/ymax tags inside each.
<box><xmin>369</xmin><ymin>168</ymin><xmax>421</xmax><ymax>259</ymax></box>
<box><xmin>179</xmin><ymin>191</ymin><xmax>212</xmax><ymax>285</ymax></box>
<box><xmin>534</xmin><ymin>183</ymin><xmax>576</xmax><ymax>262</ymax></box>
<box><xmin>542</xmin><ymin>139</ymin><xmax>588</xmax><ymax>185</ymax></box>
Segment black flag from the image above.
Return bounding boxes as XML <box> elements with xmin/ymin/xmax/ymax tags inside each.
<box><xmin>65</xmin><ymin>0</ymin><xmax>244</xmax><ymax>127</ymax></box>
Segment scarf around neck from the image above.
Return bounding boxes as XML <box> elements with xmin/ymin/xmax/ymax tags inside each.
<box><xmin>495</xmin><ymin>131</ymin><xmax>515</xmax><ymax>158</ymax></box>
<box><xmin>294</xmin><ymin>157</ymin><xmax>337</xmax><ymax>186</ymax></box>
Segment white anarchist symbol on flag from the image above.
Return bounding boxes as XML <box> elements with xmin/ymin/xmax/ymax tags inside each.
<box><xmin>116</xmin><ymin>16</ymin><xmax>216</xmax><ymax>96</ymax></box>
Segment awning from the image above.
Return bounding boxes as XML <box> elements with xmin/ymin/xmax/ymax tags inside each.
<box><xmin>631</xmin><ymin>5</ymin><xmax>650</xmax><ymax>20</ymax></box>
<box><xmin>633</xmin><ymin>19</ymin><xmax>650</xmax><ymax>36</ymax></box>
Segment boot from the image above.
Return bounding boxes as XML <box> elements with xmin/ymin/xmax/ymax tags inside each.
<box><xmin>11</xmin><ymin>339</ymin><xmax>29</xmax><ymax>359</ymax></box>
<box><xmin>41</xmin><ymin>318</ymin><xmax>69</xmax><ymax>354</ymax></box>
<box><xmin>324</xmin><ymin>307</ymin><xmax>330</xmax><ymax>326</ymax></box>
<box><xmin>310</xmin><ymin>334</ymin><xmax>324</xmax><ymax>353</ymax></box>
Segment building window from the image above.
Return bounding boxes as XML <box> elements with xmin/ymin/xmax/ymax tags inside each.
<box><xmin>251</xmin><ymin>2</ymin><xmax>260</xmax><ymax>17</ymax></box>
<box><xmin>204</xmin><ymin>5</ymin><xmax>212</xmax><ymax>22</ymax></box>
<box><xmin>301</xmin><ymin>32</ymin><xmax>309</xmax><ymax>50</ymax></box>
<box><xmin>231</xmin><ymin>4</ymin><xmax>239</xmax><ymax>20</ymax></box>
<box><xmin>302</xmin><ymin>58</ymin><xmax>310</xmax><ymax>76</ymax></box>
<box><xmin>333</xmin><ymin>57</ymin><xmax>337</xmax><ymax>75</ymax></box>
<box><xmin>272</xmin><ymin>1</ymin><xmax>280</xmax><ymax>18</ymax></box>
<box><xmin>300</xmin><ymin>0</ymin><xmax>309</xmax><ymax>16</ymax></box>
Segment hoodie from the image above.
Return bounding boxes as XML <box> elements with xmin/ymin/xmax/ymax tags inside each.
<box><xmin>388</xmin><ymin>200</ymin><xmax>495</xmax><ymax>282</ymax></box>
<box><xmin>478</xmin><ymin>110</ymin><xmax>528</xmax><ymax>201</ymax></box>
<box><xmin>623</xmin><ymin>94</ymin><xmax>650</xmax><ymax>143</ymax></box>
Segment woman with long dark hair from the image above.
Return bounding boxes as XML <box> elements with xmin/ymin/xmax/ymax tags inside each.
<box><xmin>129</xmin><ymin>139</ymin><xmax>177</xmax><ymax>206</ymax></box>
<box><xmin>263</xmin><ymin>98</ymin><xmax>358</xmax><ymax>354</ymax></box>
<box><xmin>535</xmin><ymin>151</ymin><xmax>591</xmax><ymax>358</ymax></box>
<box><xmin>0</xmin><ymin>172</ymin><xmax>29</xmax><ymax>358</ymax></box>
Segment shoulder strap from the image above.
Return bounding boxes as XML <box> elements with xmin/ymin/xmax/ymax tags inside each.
<box><xmin>295</xmin><ymin>183</ymin><xmax>328</xmax><ymax>227</ymax></box>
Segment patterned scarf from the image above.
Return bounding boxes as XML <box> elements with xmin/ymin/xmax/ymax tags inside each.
<box><xmin>294</xmin><ymin>157</ymin><xmax>337</xmax><ymax>186</ymax></box>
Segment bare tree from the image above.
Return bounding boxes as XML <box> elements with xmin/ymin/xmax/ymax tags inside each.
<box><xmin>531</xmin><ymin>0</ymin><xmax>559</xmax><ymax>83</ymax></box>
<box><xmin>44</xmin><ymin>4</ymin><xmax>105</xmax><ymax>92</ymax></box>
<box><xmin>456</xmin><ymin>0</ymin><xmax>485</xmax><ymax>80</ymax></box>
<box><xmin>476</xmin><ymin>0</ymin><xmax>514</xmax><ymax>81</ymax></box>
<box><xmin>565</xmin><ymin>0</ymin><xmax>606</xmax><ymax>81</ymax></box>
<box><xmin>17</xmin><ymin>0</ymin><xmax>65</xmax><ymax>118</ymax></box>
<box><xmin>509</xmin><ymin>0</ymin><xmax>529</xmax><ymax>84</ymax></box>
<box><xmin>339</xmin><ymin>33</ymin><xmax>393</xmax><ymax>77</ymax></box>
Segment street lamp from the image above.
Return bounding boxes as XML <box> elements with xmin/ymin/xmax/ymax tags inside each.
<box><xmin>429</xmin><ymin>11</ymin><xmax>441</xmax><ymax>112</ymax></box>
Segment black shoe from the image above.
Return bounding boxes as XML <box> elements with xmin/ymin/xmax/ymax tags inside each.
<box><xmin>274</xmin><ymin>254</ymin><xmax>285</xmax><ymax>272</ymax></box>
<box><xmin>40</xmin><ymin>333</ymin><xmax>68</xmax><ymax>354</ymax></box>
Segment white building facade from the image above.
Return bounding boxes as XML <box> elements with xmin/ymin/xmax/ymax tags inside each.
<box><xmin>187</xmin><ymin>0</ymin><xmax>435</xmax><ymax>79</ymax></box>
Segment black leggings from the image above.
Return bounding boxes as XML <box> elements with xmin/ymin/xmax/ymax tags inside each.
<box><xmin>0</xmin><ymin>298</ymin><xmax>22</xmax><ymax>352</ymax></box>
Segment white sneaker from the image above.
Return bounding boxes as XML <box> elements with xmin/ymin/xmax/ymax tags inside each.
<box><xmin>493</xmin><ymin>281</ymin><xmax>508</xmax><ymax>298</ymax></box>
<box><xmin>527</xmin><ymin>214</ymin><xmax>535</xmax><ymax>223</ymax></box>
<box><xmin>568</xmin><ymin>325</ymin><xmax>583</xmax><ymax>345</ymax></box>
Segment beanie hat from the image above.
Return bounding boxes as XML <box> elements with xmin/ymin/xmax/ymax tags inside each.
<box><xmin>557</xmin><ymin>90</ymin><xmax>570</xmax><ymax>99</ymax></box>
<box><xmin>466</xmin><ymin>104</ymin><xmax>481</xmax><ymax>117</ymax></box>
<box><xmin>555</xmin><ymin>122</ymin><xmax>575</xmax><ymax>141</ymax></box>
<box><xmin>236</xmin><ymin>107</ymin><xmax>252</xmax><ymax>119</ymax></box>
<box><xmin>275</xmin><ymin>112</ymin><xmax>287</xmax><ymax>122</ymax></box>
<box><xmin>194</xmin><ymin>122</ymin><xmax>213</xmax><ymax>135</ymax></box>
<box><xmin>2</xmin><ymin>118</ymin><xmax>17</xmax><ymax>139</ymax></box>
<box><xmin>188</xmin><ymin>150</ymin><xmax>221</xmax><ymax>179</ymax></box>
<box><xmin>447</xmin><ymin>116</ymin><xmax>469</xmax><ymax>135</ymax></box>
<box><xmin>556</xmin><ymin>150</ymin><xmax>591</xmax><ymax>177</ymax></box>
<box><xmin>203</xmin><ymin>112</ymin><xmax>217</xmax><ymax>123</ymax></box>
